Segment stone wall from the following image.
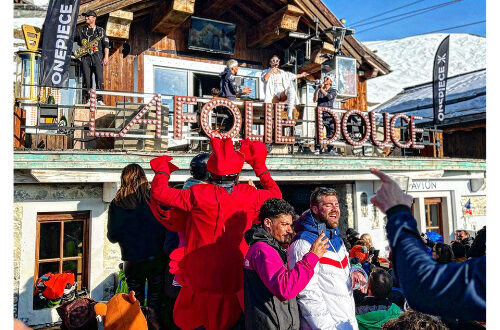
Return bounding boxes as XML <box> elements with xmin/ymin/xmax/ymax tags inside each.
<box><xmin>13</xmin><ymin>203</ymin><xmax>22</xmax><ymax>318</ymax></box>
<box><xmin>13</xmin><ymin>183</ymin><xmax>122</xmax><ymax>315</ymax></box>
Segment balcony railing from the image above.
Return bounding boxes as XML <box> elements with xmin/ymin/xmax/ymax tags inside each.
<box><xmin>14</xmin><ymin>85</ymin><xmax>443</xmax><ymax>157</ymax></box>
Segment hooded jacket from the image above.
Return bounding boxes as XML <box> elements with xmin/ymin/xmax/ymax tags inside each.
<box><xmin>243</xmin><ymin>225</ymin><xmax>319</xmax><ymax>330</ymax></box>
<box><xmin>150</xmin><ymin>165</ymin><xmax>281</xmax><ymax>330</ymax></box>
<box><xmin>219</xmin><ymin>67</ymin><xmax>242</xmax><ymax>100</ymax></box>
<box><xmin>288</xmin><ymin>210</ymin><xmax>366</xmax><ymax>330</ymax></box>
<box><xmin>355</xmin><ymin>297</ymin><xmax>401</xmax><ymax>330</ymax></box>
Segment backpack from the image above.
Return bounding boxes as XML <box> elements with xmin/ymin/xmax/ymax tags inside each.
<box><xmin>35</xmin><ymin>272</ymin><xmax>75</xmax><ymax>300</ymax></box>
<box><xmin>56</xmin><ymin>297</ymin><xmax>98</xmax><ymax>330</ymax></box>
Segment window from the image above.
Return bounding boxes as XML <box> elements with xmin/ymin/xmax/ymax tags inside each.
<box><xmin>35</xmin><ymin>212</ymin><xmax>90</xmax><ymax>292</ymax></box>
<box><xmin>424</xmin><ymin>198</ymin><xmax>443</xmax><ymax>235</ymax></box>
<box><xmin>193</xmin><ymin>72</ymin><xmax>220</xmax><ymax>97</ymax></box>
<box><xmin>154</xmin><ymin>67</ymin><xmax>188</xmax><ymax>109</ymax></box>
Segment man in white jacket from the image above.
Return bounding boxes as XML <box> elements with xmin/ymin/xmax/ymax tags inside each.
<box><xmin>288</xmin><ymin>187</ymin><xmax>368</xmax><ymax>330</ymax></box>
<box><xmin>261</xmin><ymin>55</ymin><xmax>309</xmax><ymax>118</ymax></box>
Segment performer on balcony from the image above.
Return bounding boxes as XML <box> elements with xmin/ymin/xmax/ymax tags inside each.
<box><xmin>261</xmin><ymin>55</ymin><xmax>309</xmax><ymax>119</ymax></box>
<box><xmin>75</xmin><ymin>10</ymin><xmax>110</xmax><ymax>106</ymax></box>
<box><xmin>314</xmin><ymin>75</ymin><xmax>337</xmax><ymax>155</ymax></box>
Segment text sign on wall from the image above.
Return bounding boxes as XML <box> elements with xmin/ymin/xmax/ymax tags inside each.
<box><xmin>87</xmin><ymin>91</ymin><xmax>424</xmax><ymax>149</ymax></box>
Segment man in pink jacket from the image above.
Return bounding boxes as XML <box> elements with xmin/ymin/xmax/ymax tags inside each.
<box><xmin>243</xmin><ymin>198</ymin><xmax>329</xmax><ymax>330</ymax></box>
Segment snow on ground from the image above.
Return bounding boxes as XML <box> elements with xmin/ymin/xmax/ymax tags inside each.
<box><xmin>365</xmin><ymin>33</ymin><xmax>486</xmax><ymax>108</ymax></box>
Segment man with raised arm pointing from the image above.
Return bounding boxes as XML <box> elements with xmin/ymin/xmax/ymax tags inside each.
<box><xmin>369</xmin><ymin>168</ymin><xmax>485</xmax><ymax>322</ymax></box>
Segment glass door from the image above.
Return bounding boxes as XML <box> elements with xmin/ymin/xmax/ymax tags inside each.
<box><xmin>424</xmin><ymin>197</ymin><xmax>443</xmax><ymax>236</ymax></box>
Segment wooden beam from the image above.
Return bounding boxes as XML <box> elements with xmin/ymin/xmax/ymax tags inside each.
<box><xmin>201</xmin><ymin>0</ymin><xmax>238</xmax><ymax>17</ymax></box>
<box><xmin>298</xmin><ymin>42</ymin><xmax>334</xmax><ymax>73</ymax></box>
<box><xmin>236</xmin><ymin>2</ymin><xmax>264</xmax><ymax>22</ymax></box>
<box><xmin>247</xmin><ymin>4</ymin><xmax>304</xmax><ymax>48</ymax></box>
<box><xmin>152</xmin><ymin>0</ymin><xmax>195</xmax><ymax>35</ymax></box>
<box><xmin>249</xmin><ymin>0</ymin><xmax>278</xmax><ymax>15</ymax></box>
<box><xmin>106</xmin><ymin>10</ymin><xmax>133</xmax><ymax>40</ymax></box>
<box><xmin>77</xmin><ymin>0</ymin><xmax>143</xmax><ymax>24</ymax></box>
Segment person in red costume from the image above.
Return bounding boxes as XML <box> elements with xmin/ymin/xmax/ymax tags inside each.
<box><xmin>149</xmin><ymin>136</ymin><xmax>282</xmax><ymax>330</ymax></box>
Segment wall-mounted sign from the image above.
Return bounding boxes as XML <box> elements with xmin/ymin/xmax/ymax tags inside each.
<box><xmin>409</xmin><ymin>180</ymin><xmax>438</xmax><ymax>191</ymax></box>
<box><xmin>335</xmin><ymin>56</ymin><xmax>357</xmax><ymax>98</ymax></box>
<box><xmin>86</xmin><ymin>91</ymin><xmax>425</xmax><ymax>149</ymax></box>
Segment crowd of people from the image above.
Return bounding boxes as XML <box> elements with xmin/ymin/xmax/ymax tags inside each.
<box><xmin>103</xmin><ymin>136</ymin><xmax>486</xmax><ymax>330</ymax></box>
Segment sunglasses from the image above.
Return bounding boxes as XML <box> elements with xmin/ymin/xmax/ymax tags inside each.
<box><xmin>270</xmin><ymin>59</ymin><xmax>280</xmax><ymax>64</ymax></box>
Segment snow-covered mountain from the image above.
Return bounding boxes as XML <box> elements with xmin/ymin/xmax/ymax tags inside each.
<box><xmin>365</xmin><ymin>33</ymin><xmax>486</xmax><ymax>109</ymax></box>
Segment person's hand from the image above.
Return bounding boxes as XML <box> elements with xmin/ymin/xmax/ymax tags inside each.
<box><xmin>150</xmin><ymin>155</ymin><xmax>179</xmax><ymax>174</ymax></box>
<box><xmin>351</xmin><ymin>271</ymin><xmax>368</xmax><ymax>293</ymax></box>
<box><xmin>242</xmin><ymin>87</ymin><xmax>252</xmax><ymax>94</ymax></box>
<box><xmin>309</xmin><ymin>232</ymin><xmax>329</xmax><ymax>258</ymax></box>
<box><xmin>369</xmin><ymin>168</ymin><xmax>413</xmax><ymax>213</ymax></box>
<box><xmin>247</xmin><ymin>179</ymin><xmax>256</xmax><ymax>188</ymax></box>
<box><xmin>299</xmin><ymin>72</ymin><xmax>310</xmax><ymax>78</ymax></box>
<box><xmin>239</xmin><ymin>139</ymin><xmax>268</xmax><ymax>176</ymax></box>
<box><xmin>102</xmin><ymin>56</ymin><xmax>109</xmax><ymax>66</ymax></box>
<box><xmin>272</xmin><ymin>67</ymin><xmax>279</xmax><ymax>74</ymax></box>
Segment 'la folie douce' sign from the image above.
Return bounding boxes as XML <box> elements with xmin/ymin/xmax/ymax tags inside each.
<box><xmin>87</xmin><ymin>92</ymin><xmax>425</xmax><ymax>150</ymax></box>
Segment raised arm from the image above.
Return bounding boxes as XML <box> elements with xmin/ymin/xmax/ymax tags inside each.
<box><xmin>150</xmin><ymin>155</ymin><xmax>193</xmax><ymax>212</ymax></box>
<box><xmin>239</xmin><ymin>139</ymin><xmax>282</xmax><ymax>202</ymax></box>
<box><xmin>370</xmin><ymin>168</ymin><xmax>486</xmax><ymax>321</ymax></box>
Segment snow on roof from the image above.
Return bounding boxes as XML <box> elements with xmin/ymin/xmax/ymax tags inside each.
<box><xmin>13</xmin><ymin>16</ymin><xmax>45</xmax><ymax>30</ymax></box>
<box><xmin>364</xmin><ymin>33</ymin><xmax>486</xmax><ymax>107</ymax></box>
<box><xmin>375</xmin><ymin>69</ymin><xmax>485</xmax><ymax>125</ymax></box>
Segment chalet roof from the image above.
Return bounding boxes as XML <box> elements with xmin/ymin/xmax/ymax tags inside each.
<box><xmin>375</xmin><ymin>69</ymin><xmax>485</xmax><ymax>126</ymax></box>
<box><xmin>78</xmin><ymin>0</ymin><xmax>391</xmax><ymax>78</ymax></box>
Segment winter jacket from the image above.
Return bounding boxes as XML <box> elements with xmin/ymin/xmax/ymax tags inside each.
<box><xmin>466</xmin><ymin>227</ymin><xmax>485</xmax><ymax>258</ymax></box>
<box><xmin>355</xmin><ymin>297</ymin><xmax>401</xmax><ymax>330</ymax></box>
<box><xmin>219</xmin><ymin>67</ymin><xmax>242</xmax><ymax>100</ymax></box>
<box><xmin>107</xmin><ymin>200</ymin><xmax>166</xmax><ymax>262</ymax></box>
<box><xmin>288</xmin><ymin>210</ymin><xmax>367</xmax><ymax>330</ymax></box>
<box><xmin>243</xmin><ymin>225</ymin><xmax>319</xmax><ymax>330</ymax></box>
<box><xmin>150</xmin><ymin>167</ymin><xmax>281</xmax><ymax>330</ymax></box>
<box><xmin>385</xmin><ymin>205</ymin><xmax>486</xmax><ymax>321</ymax></box>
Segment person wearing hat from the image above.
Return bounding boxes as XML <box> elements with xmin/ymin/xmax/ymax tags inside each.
<box><xmin>75</xmin><ymin>10</ymin><xmax>110</xmax><ymax>105</ymax></box>
<box><xmin>149</xmin><ymin>136</ymin><xmax>282</xmax><ymax>330</ymax></box>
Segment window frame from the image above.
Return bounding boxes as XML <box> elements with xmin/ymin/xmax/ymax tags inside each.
<box><xmin>424</xmin><ymin>197</ymin><xmax>443</xmax><ymax>235</ymax></box>
<box><xmin>34</xmin><ymin>211</ymin><xmax>90</xmax><ymax>291</ymax></box>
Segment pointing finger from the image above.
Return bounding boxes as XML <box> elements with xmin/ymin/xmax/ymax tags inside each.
<box><xmin>370</xmin><ymin>168</ymin><xmax>392</xmax><ymax>183</ymax></box>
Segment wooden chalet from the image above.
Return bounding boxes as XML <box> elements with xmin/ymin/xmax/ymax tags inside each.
<box><xmin>77</xmin><ymin>0</ymin><xmax>390</xmax><ymax>109</ymax></box>
<box><xmin>12</xmin><ymin>1</ymin><xmax>487</xmax><ymax>327</ymax></box>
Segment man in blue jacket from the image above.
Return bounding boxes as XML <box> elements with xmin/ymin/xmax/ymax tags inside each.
<box><xmin>369</xmin><ymin>168</ymin><xmax>485</xmax><ymax>322</ymax></box>
<box><xmin>219</xmin><ymin>59</ymin><xmax>252</xmax><ymax>100</ymax></box>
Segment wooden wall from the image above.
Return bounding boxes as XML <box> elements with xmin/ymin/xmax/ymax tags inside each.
<box><xmin>342</xmin><ymin>77</ymin><xmax>367</xmax><ymax>111</ymax></box>
<box><xmin>103</xmin><ymin>15</ymin><xmax>275</xmax><ymax>106</ymax></box>
<box><xmin>443</xmin><ymin>124</ymin><xmax>485</xmax><ymax>159</ymax></box>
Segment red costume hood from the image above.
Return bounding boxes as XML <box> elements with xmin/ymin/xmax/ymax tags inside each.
<box><xmin>207</xmin><ymin>137</ymin><xmax>244</xmax><ymax>175</ymax></box>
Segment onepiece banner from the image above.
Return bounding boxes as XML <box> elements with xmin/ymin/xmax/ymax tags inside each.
<box><xmin>40</xmin><ymin>0</ymin><xmax>80</xmax><ymax>87</ymax></box>
<box><xmin>432</xmin><ymin>35</ymin><xmax>450</xmax><ymax>124</ymax></box>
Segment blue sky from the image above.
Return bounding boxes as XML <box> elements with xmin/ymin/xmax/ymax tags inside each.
<box><xmin>324</xmin><ymin>0</ymin><xmax>486</xmax><ymax>41</ymax></box>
